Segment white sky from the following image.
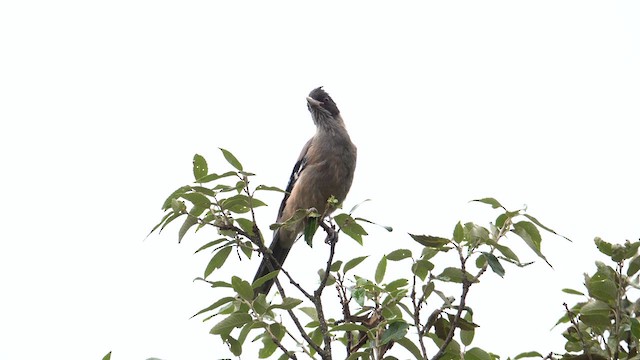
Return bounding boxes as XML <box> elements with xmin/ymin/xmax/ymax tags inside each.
<box><xmin>1</xmin><ymin>1</ymin><xmax>639</xmax><ymax>359</ymax></box>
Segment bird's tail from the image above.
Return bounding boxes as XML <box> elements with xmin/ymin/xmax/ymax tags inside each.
<box><xmin>252</xmin><ymin>231</ymin><xmax>291</xmax><ymax>297</ymax></box>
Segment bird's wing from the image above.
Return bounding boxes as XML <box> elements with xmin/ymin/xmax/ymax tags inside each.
<box><xmin>276</xmin><ymin>138</ymin><xmax>312</xmax><ymax>221</ymax></box>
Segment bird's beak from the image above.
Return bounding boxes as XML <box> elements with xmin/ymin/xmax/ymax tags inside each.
<box><xmin>306</xmin><ymin>96</ymin><xmax>323</xmax><ymax>108</ymax></box>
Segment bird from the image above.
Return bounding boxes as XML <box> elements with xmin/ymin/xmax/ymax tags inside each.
<box><xmin>252</xmin><ymin>87</ymin><xmax>357</xmax><ymax>296</ymax></box>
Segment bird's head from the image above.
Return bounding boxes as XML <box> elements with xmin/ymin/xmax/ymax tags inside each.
<box><xmin>307</xmin><ymin>87</ymin><xmax>340</xmax><ymax>125</ymax></box>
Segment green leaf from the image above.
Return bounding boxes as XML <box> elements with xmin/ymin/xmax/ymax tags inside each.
<box><xmin>191</xmin><ymin>297</ymin><xmax>236</xmax><ymax>318</ymax></box>
<box><xmin>385</xmin><ymin>278</ymin><xmax>409</xmax><ymax>292</ymax></box>
<box><xmin>197</xmin><ymin>170</ymin><xmax>237</xmax><ymax>183</ymax></box>
<box><xmin>355</xmin><ymin>217</ymin><xmax>393</xmax><ymax>232</ymax></box>
<box><xmin>148</xmin><ymin>210</ymin><xmax>175</xmax><ymax>237</ymax></box>
<box><xmin>495</xmin><ymin>213</ymin><xmax>508</xmax><ymax>229</ymax></box>
<box><xmin>631</xmin><ymin>318</ymin><xmax>640</xmax><ymax>339</ymax></box>
<box><xmin>464</xmin><ymin>222</ymin><xmax>490</xmax><ymax>244</ymax></box>
<box><xmin>348</xmin><ymin>198</ymin><xmax>371</xmax><ymax>214</ymax></box>
<box><xmin>161</xmin><ymin>185</ymin><xmax>193</xmax><ymax>210</ymax></box>
<box><xmin>580</xmin><ymin>299</ymin><xmax>611</xmax><ymax>318</ymax></box>
<box><xmin>231</xmin><ymin>276</ymin><xmax>254</xmax><ymax>301</ymax></box>
<box><xmin>595</xmin><ymin>238</ymin><xmax>640</xmax><ymax>262</ymax></box>
<box><xmin>259</xmin><ymin>335</ymin><xmax>277</xmax><ymax>358</ymax></box>
<box><xmin>465</xmin><ymin>347</ymin><xmax>491</xmax><ymax>360</ymax></box>
<box><xmin>219</xmin><ymin>148</ymin><xmax>243</xmax><ymax>171</ymax></box>
<box><xmin>481</xmin><ymin>252</ymin><xmax>505</xmax><ymax>277</ymax></box>
<box><xmin>221</xmin><ymin>194</ymin><xmax>266</xmax><ymax>214</ymax></box>
<box><xmin>194</xmin><ymin>238</ymin><xmax>228</xmax><ymax>254</ymax></box>
<box><xmin>204</xmin><ymin>246</ymin><xmax>233</xmax><ymax>278</ymax></box>
<box><xmin>330</xmin><ymin>260</ymin><xmax>343</xmax><ymax>272</ymax></box>
<box><xmin>446</xmin><ymin>314</ymin><xmax>479</xmax><ymax>331</ymax></box>
<box><xmin>268</xmin><ymin>297</ymin><xmax>303</xmax><ymax>311</ymax></box>
<box><xmin>193</xmin><ymin>154</ymin><xmax>208</xmax><ymax>181</ymax></box>
<box><xmin>523</xmin><ymin>214</ymin><xmax>571</xmax><ymax>241</ymax></box>
<box><xmin>334</xmin><ymin>213</ymin><xmax>368</xmax><ymax>244</ymax></box>
<box><xmin>299</xmin><ymin>307</ymin><xmax>318</xmax><ymax>322</ymax></box>
<box><xmin>487</xmin><ymin>240</ymin><xmax>520</xmax><ymax>262</ymax></box>
<box><xmin>472</xmin><ymin>197</ymin><xmax>504</xmax><ymax>209</ymax></box>
<box><xmin>562</xmin><ymin>288</ymin><xmax>585</xmax><ymax>296</ymax></box>
<box><xmin>409</xmin><ymin>234</ymin><xmax>450</xmax><ymax>248</ymax></box>
<box><xmin>624</xmin><ymin>240</ymin><xmax>640</xmax><ymax>259</ymax></box>
<box><xmin>436</xmin><ymin>267</ymin><xmax>478</xmax><ymax>284</ymax></box>
<box><xmin>434</xmin><ymin>316</ymin><xmax>451</xmax><ymax>340</ymax></box>
<box><xmin>411</xmin><ymin>259</ymin><xmax>434</xmax><ymax>281</ymax></box>
<box><xmin>255</xmin><ymin>185</ymin><xmax>286</xmax><ymax>193</ymax></box>
<box><xmin>512</xmin><ymin>221</ymin><xmax>551</xmax><ymax>267</ymax></box>
<box><xmin>514</xmin><ymin>351</ymin><xmax>543</xmax><ymax>360</ymax></box>
<box><xmin>226</xmin><ymin>335</ymin><xmax>242</xmax><ymax>356</ymax></box>
<box><xmin>396</xmin><ymin>337</ymin><xmax>423</xmax><ymax>360</ymax></box>
<box><xmin>252</xmin><ymin>294</ymin><xmax>268</xmax><ymax>315</ymax></box>
<box><xmin>580</xmin><ymin>314</ymin><xmax>611</xmax><ymax>327</ymax></box>
<box><xmin>422</xmin><ymin>282</ymin><xmax>435</xmax><ymax>299</ymax></box>
<box><xmin>344</xmin><ymin>256</ymin><xmax>368</xmax><ymax>274</ymax></box>
<box><xmin>586</xmin><ymin>271</ymin><xmax>617</xmax><ymax>302</ymax></box>
<box><xmin>595</xmin><ymin>237</ymin><xmax>615</xmax><ymax>257</ymax></box>
<box><xmin>170</xmin><ymin>198</ymin><xmax>186</xmax><ymax>213</ymax></box>
<box><xmin>375</xmin><ymin>256</ymin><xmax>387</xmax><ymax>283</ymax></box>
<box><xmin>102</xmin><ymin>351</ymin><xmax>112</xmax><ymax>360</ymax></box>
<box><xmin>317</xmin><ymin>269</ymin><xmax>336</xmax><ymax>287</ymax></box>
<box><xmin>181</xmin><ymin>192</ymin><xmax>211</xmax><ymax>208</ymax></box>
<box><xmin>235</xmin><ymin>218</ymin><xmax>256</xmax><ymax>237</ymax></box>
<box><xmin>308</xmin><ymin>328</ymin><xmax>323</xmax><ymax>355</ymax></box>
<box><xmin>387</xmin><ymin>249</ymin><xmax>412</xmax><ymax>261</ymax></box>
<box><xmin>304</xmin><ymin>215</ymin><xmax>319</xmax><ymax>247</ymax></box>
<box><xmin>453</xmin><ymin>222</ymin><xmax>464</xmax><ymax>243</ymax></box>
<box><xmin>179</xmin><ymin>205</ymin><xmax>205</xmax><ymax>243</ymax></box>
<box><xmin>210</xmin><ymin>313</ymin><xmax>252</xmax><ymax>335</ymax></box>
<box><xmin>460</xmin><ymin>312</ymin><xmax>474</xmax><ymax>346</ymax></box>
<box><xmin>209</xmin><ymin>280</ymin><xmax>232</xmax><ymax>288</ymax></box>
<box><xmin>380</xmin><ymin>321</ymin><xmax>409</xmax><ymax>345</ymax></box>
<box><xmin>240</xmin><ymin>240</ymin><xmax>252</xmax><ymax>259</ymax></box>
<box><xmin>629</xmin><ymin>256</ymin><xmax>640</xmax><ymax>276</ymax></box>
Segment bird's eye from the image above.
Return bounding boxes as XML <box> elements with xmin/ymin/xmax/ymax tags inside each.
<box><xmin>323</xmin><ymin>97</ymin><xmax>330</xmax><ymax>103</ymax></box>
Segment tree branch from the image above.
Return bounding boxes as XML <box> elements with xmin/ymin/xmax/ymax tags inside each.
<box><xmin>430</xmin><ymin>244</ymin><xmax>471</xmax><ymax>360</ymax></box>
<box><xmin>313</xmin><ymin>222</ymin><xmax>338</xmax><ymax>360</ymax></box>
<box><xmin>411</xmin><ymin>273</ymin><xmax>428</xmax><ymax>359</ymax></box>
<box><xmin>265</xmin><ymin>325</ymin><xmax>297</xmax><ymax>360</ymax></box>
<box><xmin>564</xmin><ymin>302</ymin><xmax>593</xmax><ymax>360</ymax></box>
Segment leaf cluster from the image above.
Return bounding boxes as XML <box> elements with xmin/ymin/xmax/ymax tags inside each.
<box><xmin>148</xmin><ymin>152</ymin><xmax>573</xmax><ymax>360</ymax></box>
<box><xmin>556</xmin><ymin>237</ymin><xmax>640</xmax><ymax>360</ymax></box>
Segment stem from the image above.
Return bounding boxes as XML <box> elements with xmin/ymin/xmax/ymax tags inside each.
<box><xmin>336</xmin><ymin>274</ymin><xmax>354</xmax><ymax>356</ymax></box>
<box><xmin>563</xmin><ymin>302</ymin><xmax>593</xmax><ymax>360</ymax></box>
<box><xmin>265</xmin><ymin>325</ymin><xmax>297</xmax><ymax>360</ymax></box>
<box><xmin>313</xmin><ymin>224</ymin><xmax>338</xmax><ymax>360</ymax></box>
<box><xmin>284</xmin><ymin>328</ymin><xmax>317</xmax><ymax>359</ymax></box>
<box><xmin>272</xmin><ymin>274</ymin><xmax>325</xmax><ymax>355</ymax></box>
<box><xmin>430</xmin><ymin>244</ymin><xmax>471</xmax><ymax>360</ymax></box>
<box><xmin>411</xmin><ymin>273</ymin><xmax>428</xmax><ymax>358</ymax></box>
<box><xmin>613</xmin><ymin>261</ymin><xmax>624</xmax><ymax>360</ymax></box>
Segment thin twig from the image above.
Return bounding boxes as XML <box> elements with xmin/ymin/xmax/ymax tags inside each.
<box><xmin>430</xmin><ymin>244</ymin><xmax>471</xmax><ymax>360</ymax></box>
<box><xmin>313</xmin><ymin>224</ymin><xmax>338</xmax><ymax>360</ymax></box>
<box><xmin>265</xmin><ymin>325</ymin><xmax>297</xmax><ymax>360</ymax></box>
<box><xmin>563</xmin><ymin>302</ymin><xmax>593</xmax><ymax>360</ymax></box>
<box><xmin>284</xmin><ymin>327</ymin><xmax>317</xmax><ymax>359</ymax></box>
<box><xmin>272</xmin><ymin>273</ymin><xmax>325</xmax><ymax>355</ymax></box>
<box><xmin>411</xmin><ymin>273</ymin><xmax>428</xmax><ymax>358</ymax></box>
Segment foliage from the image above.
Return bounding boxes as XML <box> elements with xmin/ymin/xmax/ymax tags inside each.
<box><xmin>141</xmin><ymin>149</ymin><xmax>637</xmax><ymax>360</ymax></box>
<box><xmin>555</xmin><ymin>237</ymin><xmax>640</xmax><ymax>360</ymax></box>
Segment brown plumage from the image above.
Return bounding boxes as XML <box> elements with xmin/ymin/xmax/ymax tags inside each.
<box><xmin>253</xmin><ymin>87</ymin><xmax>357</xmax><ymax>296</ymax></box>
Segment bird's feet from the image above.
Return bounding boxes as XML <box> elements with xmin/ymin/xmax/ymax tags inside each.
<box><xmin>320</xmin><ymin>221</ymin><xmax>338</xmax><ymax>245</ymax></box>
